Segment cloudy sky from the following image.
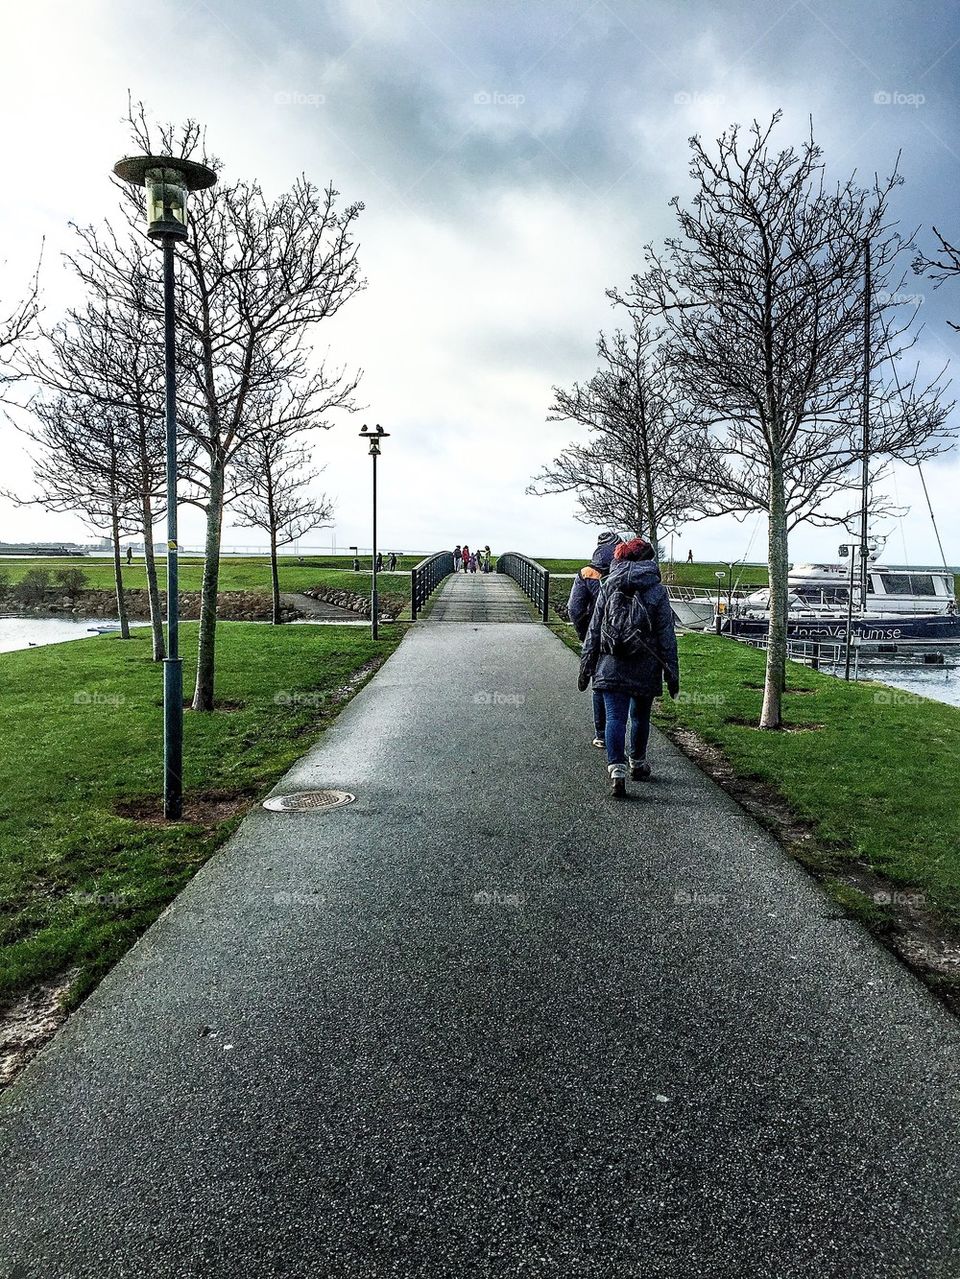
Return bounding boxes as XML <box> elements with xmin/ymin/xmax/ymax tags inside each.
<box><xmin>2</xmin><ymin>0</ymin><xmax>959</xmax><ymax>564</ymax></box>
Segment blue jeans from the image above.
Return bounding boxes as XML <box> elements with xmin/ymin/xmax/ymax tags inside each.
<box><xmin>602</xmin><ymin>691</ymin><xmax>654</xmax><ymax>766</ymax></box>
<box><xmin>592</xmin><ymin>689</ymin><xmax>606</xmax><ymax>737</ymax></box>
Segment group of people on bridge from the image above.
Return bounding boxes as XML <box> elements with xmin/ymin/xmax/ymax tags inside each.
<box><xmin>453</xmin><ymin>544</ymin><xmax>492</xmax><ymax>574</ymax></box>
<box><xmin>569</xmin><ymin>531</ymin><xmax>680</xmax><ymax>799</ymax></box>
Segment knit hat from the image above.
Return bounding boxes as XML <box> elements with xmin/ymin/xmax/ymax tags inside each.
<box><xmin>614</xmin><ymin>537</ymin><xmax>655</xmax><ymax>562</ymax></box>
<box><xmin>596</xmin><ymin>531</ymin><xmax>621</xmax><ymax>547</ymax></box>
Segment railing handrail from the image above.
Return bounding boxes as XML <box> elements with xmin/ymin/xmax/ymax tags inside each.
<box><xmin>410</xmin><ymin>551</ymin><xmax>455</xmax><ymax>620</ymax></box>
<box><xmin>496</xmin><ymin>552</ymin><xmax>551</xmax><ymax>624</ymax></box>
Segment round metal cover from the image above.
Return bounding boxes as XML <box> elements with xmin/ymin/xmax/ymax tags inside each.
<box><xmin>263</xmin><ymin>789</ymin><xmax>355</xmax><ymax>813</ymax></box>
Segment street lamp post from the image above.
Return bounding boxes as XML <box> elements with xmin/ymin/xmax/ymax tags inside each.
<box><xmin>113</xmin><ymin>153</ymin><xmax>217</xmax><ymax>820</ymax></box>
<box><xmin>359</xmin><ymin>425</ymin><xmax>389</xmax><ymax>639</ymax></box>
<box><xmin>715</xmin><ymin>570</ymin><xmax>726</xmax><ymax>635</ymax></box>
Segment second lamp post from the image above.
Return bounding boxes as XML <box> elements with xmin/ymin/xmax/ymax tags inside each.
<box><xmin>359</xmin><ymin>424</ymin><xmax>390</xmax><ymax>639</ymax></box>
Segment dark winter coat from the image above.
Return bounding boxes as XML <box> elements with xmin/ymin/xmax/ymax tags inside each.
<box><xmin>567</xmin><ymin>541</ymin><xmax>619</xmax><ymax>640</ymax></box>
<box><xmin>579</xmin><ymin>559</ymin><xmax>680</xmax><ymax>698</ymax></box>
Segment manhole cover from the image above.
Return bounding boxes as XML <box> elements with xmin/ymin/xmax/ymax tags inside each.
<box><xmin>263</xmin><ymin>789</ymin><xmax>355</xmax><ymax>812</ymax></box>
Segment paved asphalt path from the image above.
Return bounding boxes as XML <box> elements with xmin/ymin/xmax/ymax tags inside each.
<box><xmin>2</xmin><ymin>574</ymin><xmax>960</xmax><ymax>1277</ymax></box>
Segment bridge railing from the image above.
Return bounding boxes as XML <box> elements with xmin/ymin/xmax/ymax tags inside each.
<box><xmin>410</xmin><ymin>551</ymin><xmax>455</xmax><ymax>620</ymax></box>
<box><xmin>496</xmin><ymin>552</ymin><xmax>551</xmax><ymax>623</ymax></box>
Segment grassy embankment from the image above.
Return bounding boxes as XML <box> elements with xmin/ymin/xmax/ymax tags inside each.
<box><xmin>0</xmin><ymin>623</ymin><xmax>403</xmax><ymax>1007</ymax></box>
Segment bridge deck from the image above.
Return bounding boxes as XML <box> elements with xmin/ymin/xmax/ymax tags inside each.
<box><xmin>427</xmin><ymin>570</ymin><xmax>535</xmax><ymax>623</ymax></box>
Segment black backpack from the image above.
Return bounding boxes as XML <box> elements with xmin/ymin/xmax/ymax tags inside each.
<box><xmin>599</xmin><ymin>581</ymin><xmax>653</xmax><ymax>658</ymax></box>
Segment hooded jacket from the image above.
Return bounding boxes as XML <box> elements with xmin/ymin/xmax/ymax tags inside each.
<box><xmin>580</xmin><ymin>559</ymin><xmax>680</xmax><ymax>698</ymax></box>
<box><xmin>567</xmin><ymin>540</ymin><xmax>619</xmax><ymax>640</ymax></box>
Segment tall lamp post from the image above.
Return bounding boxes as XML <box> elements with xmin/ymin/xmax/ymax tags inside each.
<box><xmin>359</xmin><ymin>424</ymin><xmax>389</xmax><ymax>639</ymax></box>
<box><xmin>113</xmin><ymin>154</ymin><xmax>217</xmax><ymax>820</ymax></box>
<box><xmin>715</xmin><ymin>570</ymin><xmax>726</xmax><ymax>635</ymax></box>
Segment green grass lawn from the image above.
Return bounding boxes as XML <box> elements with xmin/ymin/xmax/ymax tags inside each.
<box><xmin>0</xmin><ymin>622</ymin><xmax>403</xmax><ymax>1005</ymax></box>
<box><xmin>656</xmin><ymin>633</ymin><xmax>960</xmax><ymax>925</ymax></box>
<box><xmin>0</xmin><ymin>555</ymin><xmax>422</xmax><ymax>595</ymax></box>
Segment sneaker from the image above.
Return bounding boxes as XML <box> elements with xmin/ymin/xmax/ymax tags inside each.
<box><xmin>608</xmin><ymin>762</ymin><xmax>627</xmax><ymax>799</ymax></box>
<box><xmin>629</xmin><ymin>757</ymin><xmax>651</xmax><ymax>781</ymax></box>
<box><xmin>592</xmin><ymin>737</ymin><xmax>605</xmax><ymax>749</ymax></box>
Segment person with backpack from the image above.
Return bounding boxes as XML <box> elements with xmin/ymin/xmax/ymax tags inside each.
<box><xmin>578</xmin><ymin>537</ymin><xmax>680</xmax><ymax>798</ymax></box>
<box><xmin>453</xmin><ymin>544</ymin><xmax>461</xmax><ymax>569</ymax></box>
<box><xmin>568</xmin><ymin>531</ymin><xmax>621</xmax><ymax>748</ymax></box>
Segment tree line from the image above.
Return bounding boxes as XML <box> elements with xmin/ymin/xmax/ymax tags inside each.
<box><xmin>531</xmin><ymin>113</ymin><xmax>958</xmax><ymax>729</ymax></box>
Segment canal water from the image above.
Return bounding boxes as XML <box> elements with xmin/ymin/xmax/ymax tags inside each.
<box><xmin>0</xmin><ymin>617</ymin><xmax>146</xmax><ymax>654</ymax></box>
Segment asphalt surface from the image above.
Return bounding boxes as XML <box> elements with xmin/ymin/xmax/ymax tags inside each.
<box><xmin>2</xmin><ymin>574</ymin><xmax>960</xmax><ymax>1277</ymax></box>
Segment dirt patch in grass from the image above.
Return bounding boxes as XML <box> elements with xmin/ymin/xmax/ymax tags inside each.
<box><xmin>0</xmin><ymin>969</ymin><xmax>79</xmax><ymax>1087</ymax></box>
<box><xmin>115</xmin><ymin>787</ymin><xmax>259</xmax><ymax>827</ymax></box>
<box><xmin>663</xmin><ymin>721</ymin><xmax>960</xmax><ymax>1017</ymax></box>
<box><xmin>725</xmin><ymin>716</ymin><xmax>825</xmax><ymax>733</ymax></box>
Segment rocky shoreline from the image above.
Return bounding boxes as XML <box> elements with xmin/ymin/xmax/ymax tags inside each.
<box><xmin>1</xmin><ymin>589</ymin><xmax>299</xmax><ymax>623</ymax></box>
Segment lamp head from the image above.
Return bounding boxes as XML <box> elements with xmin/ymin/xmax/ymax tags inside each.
<box><xmin>113</xmin><ymin>154</ymin><xmax>217</xmax><ymax>242</ymax></box>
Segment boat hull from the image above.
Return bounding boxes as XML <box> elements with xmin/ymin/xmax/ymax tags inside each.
<box><xmin>724</xmin><ymin>614</ymin><xmax>960</xmax><ymax>645</ymax></box>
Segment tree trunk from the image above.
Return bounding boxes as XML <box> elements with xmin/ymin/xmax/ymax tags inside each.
<box><xmin>141</xmin><ymin>493</ymin><xmax>165</xmax><ymax>661</ymax></box>
<box><xmin>192</xmin><ymin>457</ymin><xmax>225</xmax><ymax>712</ymax></box>
<box><xmin>269</xmin><ymin>526</ymin><xmax>281</xmax><ymax>625</ymax></box>
<box><xmin>111</xmin><ymin>507</ymin><xmax>131</xmax><ymax>640</ymax></box>
<box><xmin>760</xmin><ymin>458</ymin><xmax>788</xmax><ymax>730</ymax></box>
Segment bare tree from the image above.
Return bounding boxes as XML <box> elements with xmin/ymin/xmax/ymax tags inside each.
<box><xmin>21</xmin><ymin>245</ymin><xmax>177</xmax><ymax>660</ymax></box>
<box><xmin>71</xmin><ymin>102</ymin><xmax>364</xmax><ymax>709</ymax></box>
<box><xmin>0</xmin><ymin>250</ymin><xmax>42</xmax><ymax>393</ymax></box>
<box><xmin>613</xmin><ymin>113</ymin><xmax>953</xmax><ymax>729</ymax></box>
<box><xmin>234</xmin><ymin>429</ymin><xmax>333</xmax><ymax>624</ymax></box>
<box><xmin>914</xmin><ymin>227</ymin><xmax>960</xmax><ymax>330</ymax></box>
<box><xmin>529</xmin><ymin>321</ymin><xmax>704</xmax><ymax>548</ymax></box>
<box><xmin>10</xmin><ymin>396</ymin><xmax>139</xmax><ymax>636</ymax></box>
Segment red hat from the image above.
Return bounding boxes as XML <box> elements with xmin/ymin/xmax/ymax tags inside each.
<box><xmin>614</xmin><ymin>537</ymin><xmax>655</xmax><ymax>562</ymax></box>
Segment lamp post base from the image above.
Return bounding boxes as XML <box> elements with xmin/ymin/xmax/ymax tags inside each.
<box><xmin>163</xmin><ymin>657</ymin><xmax>184</xmax><ymax>820</ymax></box>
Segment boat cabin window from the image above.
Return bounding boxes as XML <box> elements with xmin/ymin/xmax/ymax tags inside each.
<box><xmin>881</xmin><ymin>573</ymin><xmax>936</xmax><ymax>595</ymax></box>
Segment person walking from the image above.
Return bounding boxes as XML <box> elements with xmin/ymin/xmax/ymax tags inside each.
<box><xmin>686</xmin><ymin>548</ymin><xmax>694</xmax><ymax>563</ymax></box>
<box><xmin>461</xmin><ymin>545</ymin><xmax>471</xmax><ymax>573</ymax></box>
<box><xmin>126</xmin><ymin>546</ymin><xmax>133</xmax><ymax>566</ymax></box>
<box><xmin>568</xmin><ymin>532</ymin><xmax>621</xmax><ymax>748</ymax></box>
<box><xmin>453</xmin><ymin>544</ymin><xmax>461</xmax><ymax>569</ymax></box>
<box><xmin>483</xmin><ymin>547</ymin><xmax>492</xmax><ymax>573</ymax></box>
<box><xmin>469</xmin><ymin>552</ymin><xmax>478</xmax><ymax>573</ymax></box>
<box><xmin>578</xmin><ymin>537</ymin><xmax>679</xmax><ymax>798</ymax></box>
<box><xmin>376</xmin><ymin>551</ymin><xmax>384</xmax><ymax>573</ymax></box>
<box><xmin>388</xmin><ymin>551</ymin><xmax>398</xmax><ymax>571</ymax></box>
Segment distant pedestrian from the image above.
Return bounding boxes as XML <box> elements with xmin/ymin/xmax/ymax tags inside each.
<box><xmin>568</xmin><ymin>531</ymin><xmax>621</xmax><ymax>748</ymax></box>
<box><xmin>483</xmin><ymin>549</ymin><xmax>492</xmax><ymax>573</ymax></box>
<box><xmin>469</xmin><ymin>553</ymin><xmax>478</xmax><ymax>573</ymax></box>
<box><xmin>686</xmin><ymin>548</ymin><xmax>693</xmax><ymax>563</ymax></box>
<box><xmin>578</xmin><ymin>537</ymin><xmax>679</xmax><ymax>799</ymax></box>
<box><xmin>126</xmin><ymin>546</ymin><xmax>133</xmax><ymax>566</ymax></box>
<box><xmin>352</xmin><ymin>556</ymin><xmax>360</xmax><ymax>572</ymax></box>
<box><xmin>376</xmin><ymin>552</ymin><xmax>384</xmax><ymax>572</ymax></box>
<box><xmin>388</xmin><ymin>552</ymin><xmax>398</xmax><ymax>571</ymax></box>
<box><xmin>462</xmin><ymin>544</ymin><xmax>471</xmax><ymax>573</ymax></box>
<box><xmin>453</xmin><ymin>544</ymin><xmax>461</xmax><ymax>568</ymax></box>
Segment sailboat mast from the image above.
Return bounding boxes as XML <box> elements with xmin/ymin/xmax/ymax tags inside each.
<box><xmin>859</xmin><ymin>238</ymin><xmax>871</xmax><ymax>611</ymax></box>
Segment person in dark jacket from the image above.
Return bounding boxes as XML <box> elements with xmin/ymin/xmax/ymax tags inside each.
<box><xmin>568</xmin><ymin>531</ymin><xmax>621</xmax><ymax>747</ymax></box>
<box><xmin>578</xmin><ymin>537</ymin><xmax>680</xmax><ymax>798</ymax></box>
